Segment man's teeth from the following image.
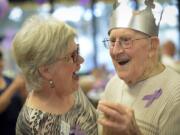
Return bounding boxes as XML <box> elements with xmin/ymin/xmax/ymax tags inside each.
<box><xmin>118</xmin><ymin>60</ymin><xmax>129</xmax><ymax>65</ymax></box>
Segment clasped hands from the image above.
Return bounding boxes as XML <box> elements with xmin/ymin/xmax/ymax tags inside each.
<box><xmin>97</xmin><ymin>100</ymin><xmax>142</xmax><ymax>135</ymax></box>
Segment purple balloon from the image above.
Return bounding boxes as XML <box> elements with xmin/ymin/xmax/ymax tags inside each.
<box><xmin>79</xmin><ymin>0</ymin><xmax>90</xmax><ymax>5</ymax></box>
<box><xmin>35</xmin><ymin>0</ymin><xmax>48</xmax><ymax>5</ymax></box>
<box><xmin>0</xmin><ymin>0</ymin><xmax>9</xmax><ymax>18</ymax></box>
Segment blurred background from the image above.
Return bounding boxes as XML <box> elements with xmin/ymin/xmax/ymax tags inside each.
<box><xmin>0</xmin><ymin>0</ymin><xmax>179</xmax><ymax>74</ymax></box>
<box><xmin>0</xmin><ymin>0</ymin><xmax>179</xmax><ymax>105</ymax></box>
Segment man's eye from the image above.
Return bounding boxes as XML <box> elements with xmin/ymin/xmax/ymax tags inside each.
<box><xmin>124</xmin><ymin>40</ymin><xmax>131</xmax><ymax>44</ymax></box>
<box><xmin>122</xmin><ymin>39</ymin><xmax>131</xmax><ymax>44</ymax></box>
<box><xmin>109</xmin><ymin>41</ymin><xmax>115</xmax><ymax>47</ymax></box>
<box><xmin>122</xmin><ymin>38</ymin><xmax>131</xmax><ymax>41</ymax></box>
<box><xmin>109</xmin><ymin>39</ymin><xmax>115</xmax><ymax>42</ymax></box>
<box><xmin>110</xmin><ymin>39</ymin><xmax>117</xmax><ymax>44</ymax></box>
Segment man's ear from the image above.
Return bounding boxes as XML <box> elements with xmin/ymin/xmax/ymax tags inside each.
<box><xmin>149</xmin><ymin>37</ymin><xmax>159</xmax><ymax>58</ymax></box>
<box><xmin>151</xmin><ymin>37</ymin><xmax>159</xmax><ymax>49</ymax></box>
<box><xmin>38</xmin><ymin>65</ymin><xmax>52</xmax><ymax>80</ymax></box>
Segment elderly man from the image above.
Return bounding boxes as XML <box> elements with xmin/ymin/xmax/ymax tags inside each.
<box><xmin>97</xmin><ymin>0</ymin><xmax>180</xmax><ymax>135</ymax></box>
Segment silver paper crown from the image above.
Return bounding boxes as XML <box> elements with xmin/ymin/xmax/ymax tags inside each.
<box><xmin>109</xmin><ymin>0</ymin><xmax>163</xmax><ymax>36</ymax></box>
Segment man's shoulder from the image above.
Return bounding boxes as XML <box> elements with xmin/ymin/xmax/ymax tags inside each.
<box><xmin>108</xmin><ymin>74</ymin><xmax>122</xmax><ymax>83</ymax></box>
<box><xmin>164</xmin><ymin>67</ymin><xmax>180</xmax><ymax>82</ymax></box>
<box><xmin>102</xmin><ymin>74</ymin><xmax>124</xmax><ymax>101</ymax></box>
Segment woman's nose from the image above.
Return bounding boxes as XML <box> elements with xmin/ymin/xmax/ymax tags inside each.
<box><xmin>78</xmin><ymin>55</ymin><xmax>84</xmax><ymax>64</ymax></box>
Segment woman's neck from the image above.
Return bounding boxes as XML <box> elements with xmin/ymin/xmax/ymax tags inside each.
<box><xmin>27</xmin><ymin>89</ymin><xmax>75</xmax><ymax>115</ymax></box>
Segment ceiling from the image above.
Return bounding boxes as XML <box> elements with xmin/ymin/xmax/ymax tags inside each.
<box><xmin>8</xmin><ymin>0</ymin><xmax>178</xmax><ymax>10</ymax></box>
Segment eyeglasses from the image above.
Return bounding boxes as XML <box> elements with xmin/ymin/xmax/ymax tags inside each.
<box><xmin>58</xmin><ymin>44</ymin><xmax>80</xmax><ymax>63</ymax></box>
<box><xmin>102</xmin><ymin>36</ymin><xmax>151</xmax><ymax>49</ymax></box>
<box><xmin>70</xmin><ymin>44</ymin><xmax>79</xmax><ymax>63</ymax></box>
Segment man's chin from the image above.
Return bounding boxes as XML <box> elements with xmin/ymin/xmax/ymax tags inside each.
<box><xmin>118</xmin><ymin>72</ymin><xmax>130</xmax><ymax>81</ymax></box>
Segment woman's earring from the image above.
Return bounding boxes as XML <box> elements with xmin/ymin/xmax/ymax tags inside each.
<box><xmin>49</xmin><ymin>80</ymin><xmax>55</xmax><ymax>88</ymax></box>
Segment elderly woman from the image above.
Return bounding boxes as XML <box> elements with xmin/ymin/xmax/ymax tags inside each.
<box><xmin>97</xmin><ymin>0</ymin><xmax>180</xmax><ymax>135</ymax></box>
<box><xmin>13</xmin><ymin>15</ymin><xmax>97</xmax><ymax>135</ymax></box>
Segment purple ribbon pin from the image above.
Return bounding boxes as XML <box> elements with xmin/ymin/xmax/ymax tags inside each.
<box><xmin>142</xmin><ymin>88</ymin><xmax>162</xmax><ymax>108</ymax></box>
<box><xmin>70</xmin><ymin>125</ymin><xmax>86</xmax><ymax>135</ymax></box>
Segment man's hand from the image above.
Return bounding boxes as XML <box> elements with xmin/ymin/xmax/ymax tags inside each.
<box><xmin>97</xmin><ymin>100</ymin><xmax>142</xmax><ymax>135</ymax></box>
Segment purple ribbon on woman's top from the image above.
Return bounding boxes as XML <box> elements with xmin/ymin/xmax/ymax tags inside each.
<box><xmin>70</xmin><ymin>125</ymin><xmax>86</xmax><ymax>135</ymax></box>
<box><xmin>142</xmin><ymin>88</ymin><xmax>162</xmax><ymax>108</ymax></box>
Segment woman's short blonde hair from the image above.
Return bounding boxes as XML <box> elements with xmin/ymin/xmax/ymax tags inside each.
<box><xmin>13</xmin><ymin>15</ymin><xmax>76</xmax><ymax>91</ymax></box>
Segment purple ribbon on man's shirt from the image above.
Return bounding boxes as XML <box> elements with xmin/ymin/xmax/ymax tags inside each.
<box><xmin>142</xmin><ymin>88</ymin><xmax>162</xmax><ymax>107</ymax></box>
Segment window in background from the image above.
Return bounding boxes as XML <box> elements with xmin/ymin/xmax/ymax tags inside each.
<box><xmin>159</xmin><ymin>2</ymin><xmax>179</xmax><ymax>60</ymax></box>
<box><xmin>0</xmin><ymin>0</ymin><xmax>179</xmax><ymax>75</ymax></box>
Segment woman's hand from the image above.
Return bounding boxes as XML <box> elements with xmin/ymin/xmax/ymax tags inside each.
<box><xmin>97</xmin><ymin>100</ymin><xmax>142</xmax><ymax>135</ymax></box>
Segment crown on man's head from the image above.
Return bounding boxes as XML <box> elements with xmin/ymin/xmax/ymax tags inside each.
<box><xmin>109</xmin><ymin>0</ymin><xmax>163</xmax><ymax>36</ymax></box>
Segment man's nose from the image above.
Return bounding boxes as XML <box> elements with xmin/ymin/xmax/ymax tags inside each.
<box><xmin>112</xmin><ymin>41</ymin><xmax>124</xmax><ymax>54</ymax></box>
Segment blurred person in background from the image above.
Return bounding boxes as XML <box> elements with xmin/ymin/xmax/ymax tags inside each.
<box><xmin>97</xmin><ymin>0</ymin><xmax>180</xmax><ymax>135</ymax></box>
<box><xmin>80</xmin><ymin>65</ymin><xmax>111</xmax><ymax>107</ymax></box>
<box><xmin>79</xmin><ymin>65</ymin><xmax>109</xmax><ymax>94</ymax></box>
<box><xmin>13</xmin><ymin>15</ymin><xmax>98</xmax><ymax>135</ymax></box>
<box><xmin>161</xmin><ymin>40</ymin><xmax>180</xmax><ymax>73</ymax></box>
<box><xmin>0</xmin><ymin>49</ymin><xmax>27</xmax><ymax>135</ymax></box>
